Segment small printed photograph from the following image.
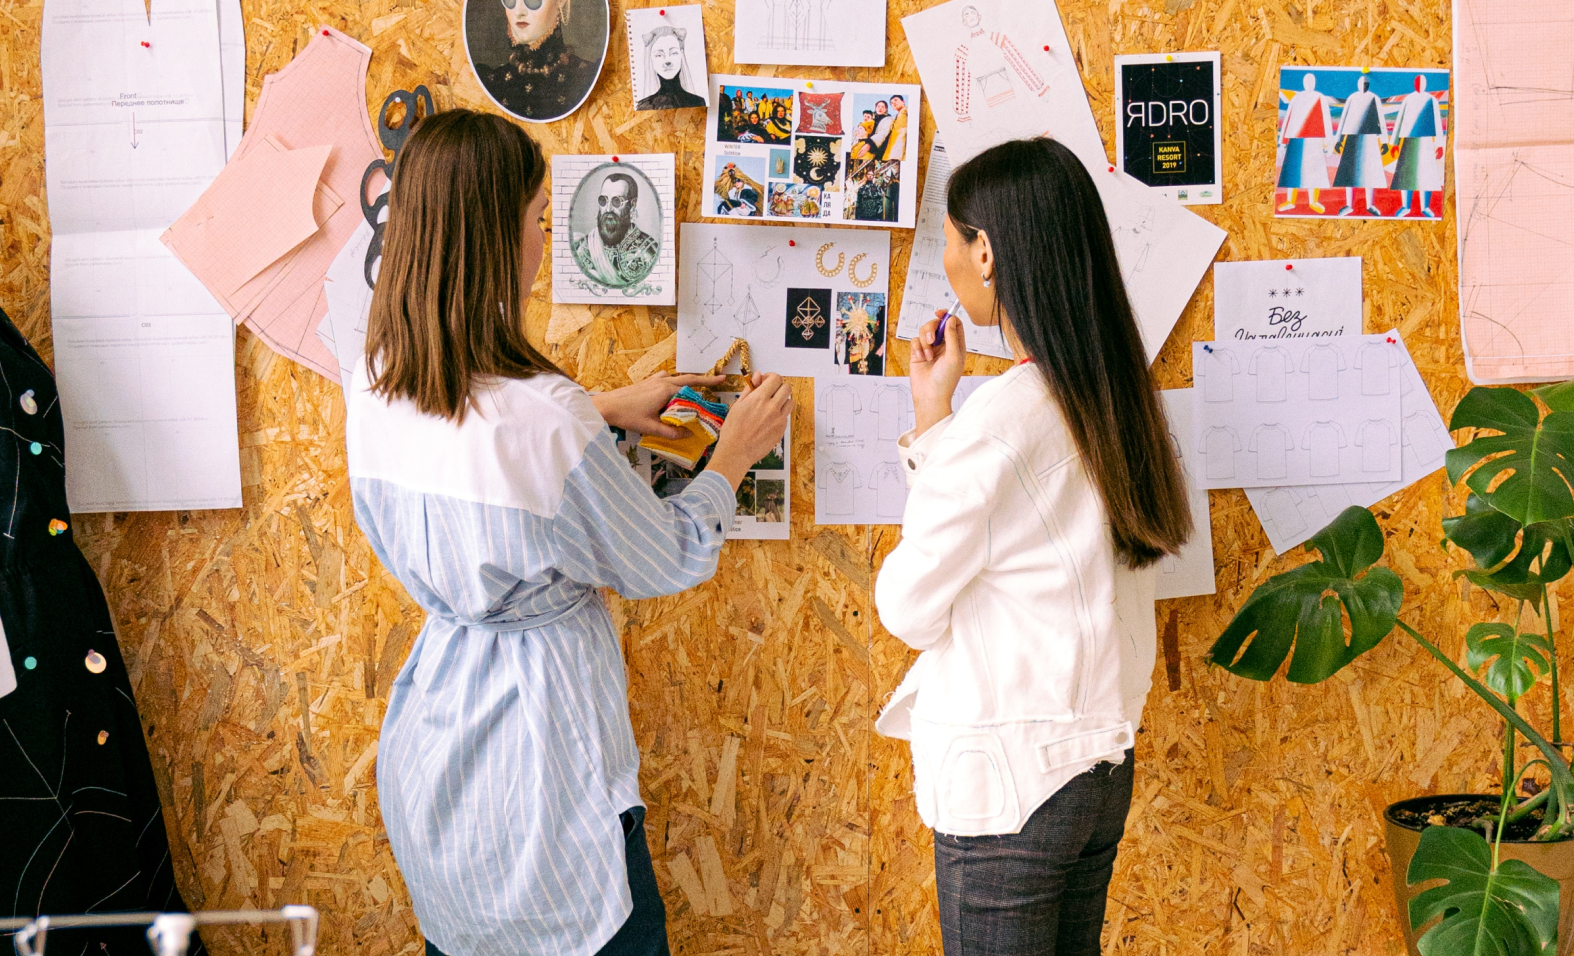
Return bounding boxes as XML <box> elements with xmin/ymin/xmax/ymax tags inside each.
<box><xmin>796</xmin><ymin>91</ymin><xmax>845</xmax><ymax>135</ymax></box>
<box><xmin>567</xmin><ymin>161</ymin><xmax>662</xmax><ymax>292</ymax></box>
<box><xmin>835</xmin><ymin>291</ymin><xmax>887</xmax><ymax>375</ymax></box>
<box><xmin>768</xmin><ymin>148</ymin><xmax>792</xmax><ymax>179</ymax></box>
<box><xmin>628</xmin><ymin>5</ymin><xmax>709</xmax><ymax>111</ymax></box>
<box><xmin>844</xmin><ymin>158</ymin><xmax>901</xmax><ymax>223</ymax></box>
<box><xmin>847</xmin><ymin>92</ymin><xmax>910</xmax><ymax>164</ymax></box>
<box><xmin>716</xmin><ymin>85</ymin><xmax>794</xmax><ymax>144</ymax></box>
<box><xmin>464</xmin><ymin>0</ymin><xmax>608</xmax><ymax>123</ymax></box>
<box><xmin>753</xmin><ymin>436</ymin><xmax>786</xmax><ymax>470</ymax></box>
<box><xmin>650</xmin><ymin>454</ymin><xmax>699</xmax><ymax>498</ymax></box>
<box><xmin>768</xmin><ymin>183</ymin><xmax>827</xmax><ymax>219</ymax></box>
<box><xmin>712</xmin><ymin>157</ymin><xmax>767</xmax><ymax>218</ymax></box>
<box><xmin>737</xmin><ymin>473</ymin><xmax>758</xmax><ymax>514</ymax></box>
<box><xmin>751</xmin><ymin>478</ymin><xmax>786</xmax><ymax>521</ymax></box>
<box><xmin>793</xmin><ymin>135</ymin><xmax>843</xmax><ymax>190</ymax></box>
<box><xmin>785</xmin><ymin>287</ymin><xmax>832</xmax><ymax>350</ymax></box>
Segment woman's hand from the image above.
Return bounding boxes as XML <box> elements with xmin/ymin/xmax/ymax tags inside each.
<box><xmin>591</xmin><ymin>372</ymin><xmax>727</xmax><ymax>439</ymax></box>
<box><xmin>910</xmin><ymin>309</ymin><xmax>966</xmax><ymax>437</ymax></box>
<box><xmin>707</xmin><ymin>373</ymin><xmax>793</xmax><ymax>490</ymax></box>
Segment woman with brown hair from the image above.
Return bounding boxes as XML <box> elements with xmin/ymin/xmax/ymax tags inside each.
<box><xmin>874</xmin><ymin>137</ymin><xmax>1191</xmax><ymax>955</ymax></box>
<box><xmin>347</xmin><ymin>109</ymin><xmax>791</xmax><ymax>956</ymax></box>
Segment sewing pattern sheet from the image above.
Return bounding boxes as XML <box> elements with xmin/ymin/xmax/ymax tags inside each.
<box><xmin>901</xmin><ymin>0</ymin><xmax>1225</xmax><ymax>361</ymax></box>
<box><xmin>894</xmin><ymin>139</ymin><xmax>1014</xmax><ymax>361</ymax></box>
<box><xmin>1192</xmin><ymin>335</ymin><xmax>1402</xmax><ymax>489</ymax></box>
<box><xmin>1242</xmin><ymin>331</ymin><xmax>1454</xmax><ymax>553</ymax></box>
<box><xmin>1455</xmin><ymin>0</ymin><xmax>1574</xmax><ymax>383</ymax></box>
<box><xmin>1213</xmin><ymin>257</ymin><xmax>1362</xmax><ymax>343</ymax></box>
<box><xmin>678</xmin><ymin>223</ymin><xmax>890</xmax><ymax>377</ymax></box>
<box><xmin>317</xmin><ymin>219</ymin><xmax>375</xmax><ymax>385</ymax></box>
<box><xmin>614</xmin><ymin>396</ymin><xmax>790</xmax><ymax>540</ymax></box>
<box><xmin>732</xmin><ymin>0</ymin><xmax>886</xmax><ymax>68</ymax></box>
<box><xmin>551</xmin><ymin>154</ymin><xmax>676</xmax><ymax>305</ymax></box>
<box><xmin>1114</xmin><ymin>53</ymin><xmax>1223</xmax><ymax>205</ymax></box>
<box><xmin>812</xmin><ymin>375</ymin><xmax>992</xmax><ymax>525</ymax></box>
<box><xmin>1156</xmin><ymin>389</ymin><xmax>1216</xmax><ymax>600</ymax></box>
<box><xmin>40</xmin><ymin>0</ymin><xmax>243</xmax><ymax>511</ymax></box>
<box><xmin>705</xmin><ymin>75</ymin><xmax>921</xmax><ymax>227</ymax></box>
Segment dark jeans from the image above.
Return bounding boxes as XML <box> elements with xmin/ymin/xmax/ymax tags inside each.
<box><xmin>934</xmin><ymin>749</ymin><xmax>1136</xmax><ymax>956</ymax></box>
<box><xmin>425</xmin><ymin>807</ymin><xmax>669</xmax><ymax>956</ymax></box>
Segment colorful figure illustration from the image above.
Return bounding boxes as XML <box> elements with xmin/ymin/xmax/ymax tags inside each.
<box><xmin>1332</xmin><ymin>74</ymin><xmax>1388</xmax><ymax>217</ymax></box>
<box><xmin>1390</xmin><ymin>74</ymin><xmax>1445</xmax><ymax>218</ymax></box>
<box><xmin>1277</xmin><ymin>72</ymin><xmax>1333</xmax><ymax>213</ymax></box>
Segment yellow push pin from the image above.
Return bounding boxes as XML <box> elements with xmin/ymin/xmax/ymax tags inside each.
<box><xmin>1361</xmin><ymin>65</ymin><xmax>1370</xmax><ymax>73</ymax></box>
<box><xmin>84</xmin><ymin>649</ymin><xmax>107</xmax><ymax>674</ymax></box>
<box><xmin>97</xmin><ymin>730</ymin><xmax>109</xmax><ymax>745</ymax></box>
<box><xmin>806</xmin><ymin>81</ymin><xmax>814</xmax><ymax>89</ymax></box>
<box><xmin>1166</xmin><ymin>54</ymin><xmax>1174</xmax><ymax>62</ymax></box>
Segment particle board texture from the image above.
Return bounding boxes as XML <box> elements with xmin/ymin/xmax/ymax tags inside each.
<box><xmin>0</xmin><ymin>0</ymin><xmax>1510</xmax><ymax>954</ymax></box>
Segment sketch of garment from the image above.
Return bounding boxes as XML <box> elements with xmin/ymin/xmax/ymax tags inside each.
<box><xmin>1356</xmin><ymin>419</ymin><xmax>1399</xmax><ymax>472</ymax></box>
<box><xmin>698</xmin><ymin>239</ymin><xmax>735</xmax><ymax>314</ymax></box>
<box><xmin>1301</xmin><ymin>421</ymin><xmax>1348</xmax><ymax>476</ymax></box>
<box><xmin>1403</xmin><ymin>409</ymin><xmax>1451</xmax><ymax>468</ymax></box>
<box><xmin>1198</xmin><ymin>426</ymin><xmax>1241</xmax><ymax>480</ymax></box>
<box><xmin>1199</xmin><ymin>347</ymin><xmax>1241</xmax><ymax>403</ymax></box>
<box><xmin>821</xmin><ymin>384</ymin><xmax>862</xmax><ymax>437</ymax></box>
<box><xmin>818</xmin><ymin>460</ymin><xmax>861</xmax><ymax>515</ymax></box>
<box><xmin>1300</xmin><ymin>344</ymin><xmax>1345</xmax><ymax>400</ymax></box>
<box><xmin>871</xmin><ymin>460</ymin><xmax>907</xmax><ymax>518</ymax></box>
<box><xmin>1354</xmin><ymin>342</ymin><xmax>1398</xmax><ymax>395</ymax></box>
<box><xmin>1258</xmin><ymin>487</ymin><xmax>1307</xmax><ymax>540</ymax></box>
<box><xmin>873</xmin><ymin>384</ymin><xmax>911</xmax><ymax>440</ymax></box>
<box><xmin>952</xmin><ymin>22</ymin><xmax>1049</xmax><ymax>122</ymax></box>
<box><xmin>1247</xmin><ymin>346</ymin><xmax>1292</xmax><ymax>402</ymax></box>
<box><xmin>762</xmin><ymin>0</ymin><xmax>833</xmax><ymax>52</ymax></box>
<box><xmin>1248</xmin><ymin>423</ymin><xmax>1292</xmax><ymax>479</ymax></box>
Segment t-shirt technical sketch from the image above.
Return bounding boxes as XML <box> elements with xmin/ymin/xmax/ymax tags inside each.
<box><xmin>1403</xmin><ymin>409</ymin><xmax>1449</xmax><ymax>467</ymax></box>
<box><xmin>1356</xmin><ymin>418</ymin><xmax>1399</xmax><ymax>472</ymax></box>
<box><xmin>872</xmin><ymin>384</ymin><xmax>911</xmax><ymax>441</ymax></box>
<box><xmin>1354</xmin><ymin>342</ymin><xmax>1399</xmax><ymax>396</ymax></box>
<box><xmin>1259</xmin><ymin>487</ymin><xmax>1307</xmax><ymax>540</ymax></box>
<box><xmin>870</xmin><ymin>460</ymin><xmax>907</xmax><ymax>518</ymax></box>
<box><xmin>1198</xmin><ymin>425</ymin><xmax>1241</xmax><ymax>480</ymax></box>
<box><xmin>817</xmin><ymin>459</ymin><xmax>861</xmax><ymax>514</ymax></box>
<box><xmin>1247</xmin><ymin>346</ymin><xmax>1292</xmax><ymax>403</ymax></box>
<box><xmin>1301</xmin><ymin>421</ymin><xmax>1348</xmax><ymax>476</ymax></box>
<box><xmin>1248</xmin><ymin>423</ymin><xmax>1292</xmax><ymax>479</ymax></box>
<box><xmin>821</xmin><ymin>384</ymin><xmax>862</xmax><ymax>437</ymax></box>
<box><xmin>1199</xmin><ymin>348</ymin><xmax>1241</xmax><ymax>403</ymax></box>
<box><xmin>1300</xmin><ymin>344</ymin><xmax>1346</xmax><ymax>400</ymax></box>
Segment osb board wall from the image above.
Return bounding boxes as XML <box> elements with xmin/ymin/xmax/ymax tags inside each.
<box><xmin>0</xmin><ymin>0</ymin><xmax>1517</xmax><ymax>953</ymax></box>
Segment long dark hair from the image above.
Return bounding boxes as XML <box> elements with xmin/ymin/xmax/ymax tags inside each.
<box><xmin>947</xmin><ymin>137</ymin><xmax>1191</xmax><ymax>566</ymax></box>
<box><xmin>366</xmin><ymin>109</ymin><xmax>560</xmax><ymax>422</ymax></box>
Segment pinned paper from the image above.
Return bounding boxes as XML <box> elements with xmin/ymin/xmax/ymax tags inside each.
<box><xmin>732</xmin><ymin>0</ymin><xmax>886</xmax><ymax>68</ymax></box>
<box><xmin>551</xmin><ymin>154</ymin><xmax>676</xmax><ymax>305</ymax></box>
<box><xmin>1213</xmin><ymin>257</ymin><xmax>1362</xmax><ymax>343</ymax></box>
<box><xmin>628</xmin><ymin>6</ymin><xmax>709</xmax><ymax>110</ymax></box>
<box><xmin>1156</xmin><ymin>389</ymin><xmax>1216</xmax><ymax>599</ymax></box>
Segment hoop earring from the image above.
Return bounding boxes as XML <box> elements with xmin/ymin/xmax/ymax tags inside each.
<box><xmin>815</xmin><ymin>243</ymin><xmax>844</xmax><ymax>277</ymax></box>
<box><xmin>848</xmin><ymin>253</ymin><xmax>878</xmax><ymax>288</ymax></box>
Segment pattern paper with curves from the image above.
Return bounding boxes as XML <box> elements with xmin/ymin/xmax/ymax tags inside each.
<box><xmin>1455</xmin><ymin>0</ymin><xmax>1574</xmax><ymax>383</ymax></box>
<box><xmin>1191</xmin><ymin>335</ymin><xmax>1401</xmax><ymax>489</ymax></box>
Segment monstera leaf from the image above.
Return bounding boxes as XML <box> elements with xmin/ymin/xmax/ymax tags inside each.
<box><xmin>1442</xmin><ymin>494</ymin><xmax>1574</xmax><ymax>603</ymax></box>
<box><xmin>1407</xmin><ymin>825</ymin><xmax>1559</xmax><ymax>956</ymax></box>
<box><xmin>1447</xmin><ymin>385</ymin><xmax>1574</xmax><ymax>527</ymax></box>
<box><xmin>1209</xmin><ymin>506</ymin><xmax>1402</xmax><ymax>683</ymax></box>
<box><xmin>1465</xmin><ymin>622</ymin><xmax>1552</xmax><ymax>703</ymax></box>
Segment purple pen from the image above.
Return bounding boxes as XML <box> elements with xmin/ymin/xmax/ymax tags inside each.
<box><xmin>934</xmin><ymin>302</ymin><xmax>959</xmax><ymax>346</ymax></box>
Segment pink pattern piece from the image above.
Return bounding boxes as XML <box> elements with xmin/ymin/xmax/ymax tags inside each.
<box><xmin>161</xmin><ymin>27</ymin><xmax>383</xmax><ymax>383</ymax></box>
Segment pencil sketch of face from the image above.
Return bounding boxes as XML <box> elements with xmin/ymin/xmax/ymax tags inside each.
<box><xmin>599</xmin><ymin>174</ymin><xmax>637</xmax><ymax>244</ymax></box>
<box><xmin>650</xmin><ymin>32</ymin><xmax>684</xmax><ymax>80</ymax></box>
<box><xmin>961</xmin><ymin>5</ymin><xmax>981</xmax><ymax>29</ymax></box>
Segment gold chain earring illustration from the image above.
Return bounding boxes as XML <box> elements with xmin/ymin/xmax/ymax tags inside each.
<box><xmin>848</xmin><ymin>253</ymin><xmax>878</xmax><ymax>289</ymax></box>
<box><xmin>815</xmin><ymin>243</ymin><xmax>844</xmax><ymax>277</ymax></box>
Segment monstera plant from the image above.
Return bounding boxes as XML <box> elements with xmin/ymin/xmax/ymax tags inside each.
<box><xmin>1209</xmin><ymin>381</ymin><xmax>1574</xmax><ymax>956</ymax></box>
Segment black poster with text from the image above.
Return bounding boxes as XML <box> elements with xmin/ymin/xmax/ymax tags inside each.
<box><xmin>1115</xmin><ymin>54</ymin><xmax>1222</xmax><ymax>205</ymax></box>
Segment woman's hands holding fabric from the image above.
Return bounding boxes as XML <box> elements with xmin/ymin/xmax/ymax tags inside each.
<box><xmin>592</xmin><ymin>371</ymin><xmax>727</xmax><ymax>439</ymax></box>
<box><xmin>708</xmin><ymin>373</ymin><xmax>793</xmax><ymax>491</ymax></box>
<box><xmin>910</xmin><ymin>309</ymin><xmax>966</xmax><ymax>437</ymax></box>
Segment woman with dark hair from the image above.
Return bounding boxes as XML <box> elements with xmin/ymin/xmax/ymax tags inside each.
<box><xmin>874</xmin><ymin>137</ymin><xmax>1191</xmax><ymax>956</ymax></box>
<box><xmin>350</xmin><ymin>109</ymin><xmax>792</xmax><ymax>956</ymax></box>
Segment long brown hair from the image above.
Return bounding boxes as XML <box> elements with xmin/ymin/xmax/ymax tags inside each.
<box><xmin>366</xmin><ymin>109</ymin><xmax>560</xmax><ymax>421</ymax></box>
<box><xmin>947</xmin><ymin>137</ymin><xmax>1192</xmax><ymax>567</ymax></box>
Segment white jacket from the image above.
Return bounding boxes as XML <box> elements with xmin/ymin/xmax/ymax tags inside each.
<box><xmin>874</xmin><ymin>363</ymin><xmax>1157</xmax><ymax>837</ymax></box>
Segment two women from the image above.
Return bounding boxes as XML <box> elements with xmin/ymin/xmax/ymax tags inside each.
<box><xmin>356</xmin><ymin>108</ymin><xmax>1185</xmax><ymax>956</ymax></box>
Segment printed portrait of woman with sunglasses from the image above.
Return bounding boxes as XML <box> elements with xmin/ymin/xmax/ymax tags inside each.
<box><xmin>464</xmin><ymin>0</ymin><xmax>607</xmax><ymax>122</ymax></box>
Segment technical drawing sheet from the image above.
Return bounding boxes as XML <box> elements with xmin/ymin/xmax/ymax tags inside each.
<box><xmin>894</xmin><ymin>139</ymin><xmax>1014</xmax><ymax>360</ymax></box>
<box><xmin>1454</xmin><ymin>0</ymin><xmax>1574</xmax><ymax>383</ymax></box>
<box><xmin>902</xmin><ymin>0</ymin><xmax>1225</xmax><ymax>362</ymax></box>
<box><xmin>1242</xmin><ymin>331</ymin><xmax>1454</xmax><ymax>553</ymax></box>
<box><xmin>40</xmin><ymin>0</ymin><xmax>243</xmax><ymax>511</ymax></box>
<box><xmin>733</xmin><ymin>0</ymin><xmax>886</xmax><ymax>68</ymax></box>
<box><xmin>1191</xmin><ymin>335</ymin><xmax>1402</xmax><ymax>489</ymax></box>
<box><xmin>813</xmin><ymin>375</ymin><xmax>992</xmax><ymax>525</ymax></box>
<box><xmin>1156</xmin><ymin>389</ymin><xmax>1216</xmax><ymax>599</ymax></box>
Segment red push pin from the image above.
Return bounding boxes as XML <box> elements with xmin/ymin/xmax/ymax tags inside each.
<box><xmin>322</xmin><ymin>28</ymin><xmax>330</xmax><ymax>35</ymax></box>
<box><xmin>140</xmin><ymin>40</ymin><xmax>151</xmax><ymax>47</ymax></box>
<box><xmin>1107</xmin><ymin>165</ymin><xmax>1114</xmax><ymax>172</ymax></box>
<box><xmin>1386</xmin><ymin>336</ymin><xmax>1396</xmax><ymax>343</ymax></box>
<box><xmin>788</xmin><ymin>240</ymin><xmax>796</xmax><ymax>247</ymax></box>
<box><xmin>1285</xmin><ymin>263</ymin><xmax>1294</xmax><ymax>270</ymax></box>
<box><xmin>1043</xmin><ymin>45</ymin><xmax>1050</xmax><ymax>51</ymax></box>
<box><xmin>612</xmin><ymin>155</ymin><xmax>620</xmax><ymax>162</ymax></box>
<box><xmin>659</xmin><ymin>8</ymin><xmax>665</xmax><ymax>13</ymax></box>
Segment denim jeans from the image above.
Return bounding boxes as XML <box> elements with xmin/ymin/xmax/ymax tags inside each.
<box><xmin>934</xmin><ymin>749</ymin><xmax>1136</xmax><ymax>956</ymax></box>
<box><xmin>425</xmin><ymin>807</ymin><xmax>669</xmax><ymax>956</ymax></box>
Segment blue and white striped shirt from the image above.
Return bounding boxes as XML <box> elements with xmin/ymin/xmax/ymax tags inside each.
<box><xmin>346</xmin><ymin>366</ymin><xmax>735</xmax><ymax>956</ymax></box>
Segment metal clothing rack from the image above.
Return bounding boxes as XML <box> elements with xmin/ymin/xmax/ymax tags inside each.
<box><xmin>2</xmin><ymin>906</ymin><xmax>319</xmax><ymax>956</ymax></box>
